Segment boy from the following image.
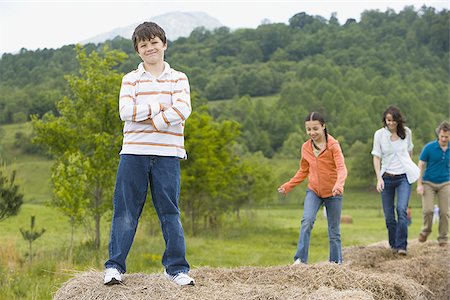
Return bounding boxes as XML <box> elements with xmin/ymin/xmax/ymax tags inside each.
<box><xmin>104</xmin><ymin>22</ymin><xmax>194</xmax><ymax>286</ymax></box>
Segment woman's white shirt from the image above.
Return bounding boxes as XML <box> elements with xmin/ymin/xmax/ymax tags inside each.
<box><xmin>371</xmin><ymin>127</ymin><xmax>420</xmax><ymax>183</ymax></box>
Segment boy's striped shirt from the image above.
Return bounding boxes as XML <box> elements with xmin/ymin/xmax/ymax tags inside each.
<box><xmin>119</xmin><ymin>62</ymin><xmax>191</xmax><ymax>158</ymax></box>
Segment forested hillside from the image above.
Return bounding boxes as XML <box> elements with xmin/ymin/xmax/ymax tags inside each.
<box><xmin>0</xmin><ymin>6</ymin><xmax>448</xmax><ymax>185</ymax></box>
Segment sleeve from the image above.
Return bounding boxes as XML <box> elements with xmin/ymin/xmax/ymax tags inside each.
<box><xmin>331</xmin><ymin>143</ymin><xmax>348</xmax><ymax>193</ymax></box>
<box><xmin>406</xmin><ymin>127</ymin><xmax>414</xmax><ymax>152</ymax></box>
<box><xmin>152</xmin><ymin>74</ymin><xmax>192</xmax><ymax>131</ymax></box>
<box><xmin>418</xmin><ymin>144</ymin><xmax>429</xmax><ymax>162</ymax></box>
<box><xmin>371</xmin><ymin>130</ymin><xmax>382</xmax><ymax>158</ymax></box>
<box><xmin>280</xmin><ymin>151</ymin><xmax>310</xmax><ymax>193</ymax></box>
<box><xmin>118</xmin><ymin>76</ymin><xmax>161</xmax><ymax>122</ymax></box>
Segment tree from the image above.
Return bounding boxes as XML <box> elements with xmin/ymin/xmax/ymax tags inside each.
<box><xmin>204</xmin><ymin>73</ymin><xmax>237</xmax><ymax>100</ymax></box>
<box><xmin>346</xmin><ymin>141</ymin><xmax>374</xmax><ymax>189</ymax></box>
<box><xmin>32</xmin><ymin>46</ymin><xmax>126</xmax><ymax>249</ymax></box>
<box><xmin>181</xmin><ymin>106</ymin><xmax>273</xmax><ymax>233</ymax></box>
<box><xmin>20</xmin><ymin>216</ymin><xmax>45</xmax><ymax>263</ymax></box>
<box><xmin>0</xmin><ymin>160</ymin><xmax>24</xmax><ymax>222</ymax></box>
<box><xmin>180</xmin><ymin>107</ymin><xmax>240</xmax><ymax>233</ymax></box>
<box><xmin>52</xmin><ymin>152</ymin><xmax>90</xmax><ymax>257</ymax></box>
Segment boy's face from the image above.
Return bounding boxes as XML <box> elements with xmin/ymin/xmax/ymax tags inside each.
<box><xmin>136</xmin><ymin>36</ymin><xmax>167</xmax><ymax>66</ymax></box>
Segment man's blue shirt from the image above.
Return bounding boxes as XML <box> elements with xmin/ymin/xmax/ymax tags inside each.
<box><xmin>419</xmin><ymin>140</ymin><xmax>450</xmax><ymax>183</ymax></box>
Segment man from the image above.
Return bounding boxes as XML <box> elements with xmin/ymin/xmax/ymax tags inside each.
<box><xmin>417</xmin><ymin>121</ymin><xmax>450</xmax><ymax>247</ymax></box>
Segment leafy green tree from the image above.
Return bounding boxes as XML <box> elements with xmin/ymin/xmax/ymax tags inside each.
<box><xmin>52</xmin><ymin>152</ymin><xmax>90</xmax><ymax>256</ymax></box>
<box><xmin>289</xmin><ymin>12</ymin><xmax>316</xmax><ymax>29</ymax></box>
<box><xmin>180</xmin><ymin>107</ymin><xmax>240</xmax><ymax>233</ymax></box>
<box><xmin>237</xmin><ymin>66</ymin><xmax>276</xmax><ymax>96</ymax></box>
<box><xmin>238</xmin><ymin>41</ymin><xmax>264</xmax><ymax>64</ymax></box>
<box><xmin>230</xmin><ymin>151</ymin><xmax>275</xmax><ymax>219</ymax></box>
<box><xmin>276</xmin><ymin>131</ymin><xmax>306</xmax><ymax>159</ymax></box>
<box><xmin>0</xmin><ymin>161</ymin><xmax>23</xmax><ymax>222</ymax></box>
<box><xmin>181</xmin><ymin>106</ymin><xmax>272</xmax><ymax>233</ymax></box>
<box><xmin>204</xmin><ymin>73</ymin><xmax>237</xmax><ymax>100</ymax></box>
<box><xmin>346</xmin><ymin>141</ymin><xmax>374</xmax><ymax>189</ymax></box>
<box><xmin>32</xmin><ymin>46</ymin><xmax>126</xmax><ymax>249</ymax></box>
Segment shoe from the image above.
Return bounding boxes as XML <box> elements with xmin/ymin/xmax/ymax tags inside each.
<box><xmin>397</xmin><ymin>249</ymin><xmax>407</xmax><ymax>256</ymax></box>
<box><xmin>418</xmin><ymin>233</ymin><xmax>427</xmax><ymax>243</ymax></box>
<box><xmin>439</xmin><ymin>242</ymin><xmax>447</xmax><ymax>247</ymax></box>
<box><xmin>293</xmin><ymin>259</ymin><xmax>301</xmax><ymax>265</ymax></box>
<box><xmin>164</xmin><ymin>270</ymin><xmax>195</xmax><ymax>286</ymax></box>
<box><xmin>104</xmin><ymin>267</ymin><xmax>122</xmax><ymax>285</ymax></box>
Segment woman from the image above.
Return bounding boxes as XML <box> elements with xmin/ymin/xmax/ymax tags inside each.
<box><xmin>371</xmin><ymin>106</ymin><xmax>420</xmax><ymax>255</ymax></box>
<box><xmin>278</xmin><ymin>112</ymin><xmax>347</xmax><ymax>264</ymax></box>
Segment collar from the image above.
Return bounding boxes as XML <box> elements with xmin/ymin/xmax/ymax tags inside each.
<box><xmin>137</xmin><ymin>61</ymin><xmax>171</xmax><ymax>78</ymax></box>
<box><xmin>434</xmin><ymin>140</ymin><xmax>449</xmax><ymax>149</ymax></box>
<box><xmin>383</xmin><ymin>127</ymin><xmax>393</xmax><ymax>136</ymax></box>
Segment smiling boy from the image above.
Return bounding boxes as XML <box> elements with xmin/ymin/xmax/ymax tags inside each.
<box><xmin>104</xmin><ymin>22</ymin><xmax>194</xmax><ymax>286</ymax></box>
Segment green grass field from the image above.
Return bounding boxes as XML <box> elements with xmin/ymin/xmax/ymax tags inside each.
<box><xmin>0</xmin><ymin>195</ymin><xmax>435</xmax><ymax>299</ymax></box>
<box><xmin>0</xmin><ymin>121</ymin><xmax>437</xmax><ymax>299</ymax></box>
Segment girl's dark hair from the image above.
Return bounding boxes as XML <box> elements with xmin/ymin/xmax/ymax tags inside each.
<box><xmin>305</xmin><ymin>112</ymin><xmax>328</xmax><ymax>143</ymax></box>
<box><xmin>132</xmin><ymin>22</ymin><xmax>167</xmax><ymax>52</ymax></box>
<box><xmin>382</xmin><ymin>106</ymin><xmax>406</xmax><ymax>139</ymax></box>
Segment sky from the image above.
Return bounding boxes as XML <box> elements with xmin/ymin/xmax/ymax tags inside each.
<box><xmin>0</xmin><ymin>0</ymin><xmax>448</xmax><ymax>54</ymax></box>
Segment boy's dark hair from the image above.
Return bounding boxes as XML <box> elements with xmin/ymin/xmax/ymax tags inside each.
<box><xmin>383</xmin><ymin>106</ymin><xmax>406</xmax><ymax>139</ymax></box>
<box><xmin>132</xmin><ymin>22</ymin><xmax>167</xmax><ymax>52</ymax></box>
<box><xmin>305</xmin><ymin>112</ymin><xmax>328</xmax><ymax>143</ymax></box>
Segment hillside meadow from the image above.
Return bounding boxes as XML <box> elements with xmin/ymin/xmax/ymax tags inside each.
<box><xmin>0</xmin><ymin>121</ymin><xmax>437</xmax><ymax>299</ymax></box>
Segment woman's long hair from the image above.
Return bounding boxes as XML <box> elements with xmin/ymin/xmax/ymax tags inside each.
<box><xmin>382</xmin><ymin>106</ymin><xmax>406</xmax><ymax>139</ymax></box>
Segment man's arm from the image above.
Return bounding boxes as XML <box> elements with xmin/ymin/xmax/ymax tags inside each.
<box><xmin>416</xmin><ymin>160</ymin><xmax>427</xmax><ymax>195</ymax></box>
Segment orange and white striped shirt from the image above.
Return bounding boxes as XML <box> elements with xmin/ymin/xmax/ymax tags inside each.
<box><xmin>119</xmin><ymin>62</ymin><xmax>191</xmax><ymax>158</ymax></box>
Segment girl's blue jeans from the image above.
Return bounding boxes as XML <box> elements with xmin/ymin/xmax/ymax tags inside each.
<box><xmin>105</xmin><ymin>154</ymin><xmax>190</xmax><ymax>275</ymax></box>
<box><xmin>295</xmin><ymin>189</ymin><xmax>343</xmax><ymax>264</ymax></box>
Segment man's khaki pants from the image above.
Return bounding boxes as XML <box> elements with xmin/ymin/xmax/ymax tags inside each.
<box><xmin>420</xmin><ymin>181</ymin><xmax>450</xmax><ymax>243</ymax></box>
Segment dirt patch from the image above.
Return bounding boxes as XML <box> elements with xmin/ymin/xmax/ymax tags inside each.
<box><xmin>54</xmin><ymin>241</ymin><xmax>448</xmax><ymax>300</ymax></box>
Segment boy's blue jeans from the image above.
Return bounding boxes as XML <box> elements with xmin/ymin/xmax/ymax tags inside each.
<box><xmin>294</xmin><ymin>189</ymin><xmax>343</xmax><ymax>264</ymax></box>
<box><xmin>381</xmin><ymin>173</ymin><xmax>411</xmax><ymax>251</ymax></box>
<box><xmin>105</xmin><ymin>154</ymin><xmax>190</xmax><ymax>275</ymax></box>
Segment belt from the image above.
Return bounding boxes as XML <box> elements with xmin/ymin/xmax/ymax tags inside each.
<box><xmin>383</xmin><ymin>172</ymin><xmax>404</xmax><ymax>177</ymax></box>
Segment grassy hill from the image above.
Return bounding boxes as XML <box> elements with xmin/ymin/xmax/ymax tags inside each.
<box><xmin>0</xmin><ymin>122</ymin><xmax>52</xmax><ymax>204</ymax></box>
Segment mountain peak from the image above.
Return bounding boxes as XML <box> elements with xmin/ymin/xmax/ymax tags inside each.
<box><xmin>81</xmin><ymin>11</ymin><xmax>223</xmax><ymax>44</ymax></box>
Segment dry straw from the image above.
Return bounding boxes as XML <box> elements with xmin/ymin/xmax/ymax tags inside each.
<box><xmin>54</xmin><ymin>241</ymin><xmax>448</xmax><ymax>300</ymax></box>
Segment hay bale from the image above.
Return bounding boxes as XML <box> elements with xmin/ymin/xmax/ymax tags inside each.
<box><xmin>53</xmin><ymin>263</ymin><xmax>424</xmax><ymax>300</ymax></box>
<box><xmin>340</xmin><ymin>215</ymin><xmax>353</xmax><ymax>224</ymax></box>
<box><xmin>305</xmin><ymin>286</ymin><xmax>374</xmax><ymax>300</ymax></box>
<box><xmin>54</xmin><ymin>240</ymin><xmax>450</xmax><ymax>300</ymax></box>
<box><xmin>343</xmin><ymin>240</ymin><xmax>450</xmax><ymax>300</ymax></box>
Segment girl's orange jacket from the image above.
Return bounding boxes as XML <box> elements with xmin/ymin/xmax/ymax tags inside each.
<box><xmin>281</xmin><ymin>135</ymin><xmax>347</xmax><ymax>198</ymax></box>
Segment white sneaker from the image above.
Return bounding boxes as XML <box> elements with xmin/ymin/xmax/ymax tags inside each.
<box><xmin>397</xmin><ymin>249</ymin><xmax>407</xmax><ymax>256</ymax></box>
<box><xmin>104</xmin><ymin>267</ymin><xmax>122</xmax><ymax>285</ymax></box>
<box><xmin>164</xmin><ymin>270</ymin><xmax>195</xmax><ymax>286</ymax></box>
<box><xmin>293</xmin><ymin>259</ymin><xmax>302</xmax><ymax>265</ymax></box>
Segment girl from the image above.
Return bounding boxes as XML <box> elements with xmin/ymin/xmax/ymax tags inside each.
<box><xmin>371</xmin><ymin>106</ymin><xmax>420</xmax><ymax>255</ymax></box>
<box><xmin>278</xmin><ymin>112</ymin><xmax>347</xmax><ymax>264</ymax></box>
